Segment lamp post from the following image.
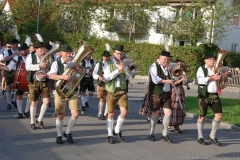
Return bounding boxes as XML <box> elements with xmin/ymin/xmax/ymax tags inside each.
<box><xmin>37</xmin><ymin>0</ymin><xmax>40</xmax><ymax>33</ymax></box>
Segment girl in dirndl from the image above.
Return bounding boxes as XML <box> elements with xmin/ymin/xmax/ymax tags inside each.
<box><xmin>168</xmin><ymin>60</ymin><xmax>187</xmax><ymax>133</ymax></box>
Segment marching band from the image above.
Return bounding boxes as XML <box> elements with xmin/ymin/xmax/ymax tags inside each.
<box><xmin>0</xmin><ymin>33</ymin><xmax>232</xmax><ymax>146</ymax></box>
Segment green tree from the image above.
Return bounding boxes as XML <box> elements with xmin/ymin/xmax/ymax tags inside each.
<box><xmin>168</xmin><ymin>0</ymin><xmax>239</xmax><ymax>46</ymax></box>
<box><xmin>10</xmin><ymin>0</ymin><xmax>63</xmax><ymax>43</ymax></box>
<box><xmin>100</xmin><ymin>0</ymin><xmax>168</xmax><ymax>42</ymax></box>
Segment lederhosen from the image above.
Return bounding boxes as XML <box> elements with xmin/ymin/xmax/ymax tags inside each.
<box><xmin>4</xmin><ymin>50</ymin><xmax>16</xmax><ymax>85</ymax></box>
<box><xmin>79</xmin><ymin>59</ymin><xmax>95</xmax><ymax>92</ymax></box>
<box><xmin>54</xmin><ymin>60</ymin><xmax>80</xmax><ymax>114</ymax></box>
<box><xmin>197</xmin><ymin>65</ymin><xmax>222</xmax><ymax>117</ymax></box>
<box><xmin>105</xmin><ymin>60</ymin><xmax>128</xmax><ymax>112</ymax></box>
<box><xmin>27</xmin><ymin>53</ymin><xmax>50</xmax><ymax>101</ymax></box>
<box><xmin>149</xmin><ymin>63</ymin><xmax>171</xmax><ymax>112</ymax></box>
<box><xmin>96</xmin><ymin>61</ymin><xmax>107</xmax><ymax>98</ymax></box>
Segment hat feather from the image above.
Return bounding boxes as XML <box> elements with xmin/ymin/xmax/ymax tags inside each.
<box><xmin>25</xmin><ymin>35</ymin><xmax>31</xmax><ymax>47</ymax></box>
<box><xmin>34</xmin><ymin>33</ymin><xmax>44</xmax><ymax>42</ymax></box>
<box><xmin>105</xmin><ymin>43</ymin><xmax>110</xmax><ymax>52</ymax></box>
<box><xmin>16</xmin><ymin>34</ymin><xmax>20</xmax><ymax>41</ymax></box>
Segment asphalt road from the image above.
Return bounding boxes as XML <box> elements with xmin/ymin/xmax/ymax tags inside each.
<box><xmin>0</xmin><ymin>76</ymin><xmax>239</xmax><ymax>160</ymax></box>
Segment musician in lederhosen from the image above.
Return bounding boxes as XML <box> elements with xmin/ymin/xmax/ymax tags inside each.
<box><xmin>2</xmin><ymin>39</ymin><xmax>19</xmax><ymax>110</ymax></box>
<box><xmin>79</xmin><ymin>52</ymin><xmax>96</xmax><ymax>111</ymax></box>
<box><xmin>148</xmin><ymin>50</ymin><xmax>173</xmax><ymax>143</ymax></box>
<box><xmin>48</xmin><ymin>44</ymin><xmax>81</xmax><ymax>144</ymax></box>
<box><xmin>103</xmin><ymin>44</ymin><xmax>134</xmax><ymax>144</ymax></box>
<box><xmin>25</xmin><ymin>39</ymin><xmax>50</xmax><ymax>130</ymax></box>
<box><xmin>92</xmin><ymin>50</ymin><xmax>111</xmax><ymax>120</ymax></box>
<box><xmin>196</xmin><ymin>52</ymin><xmax>228</xmax><ymax>146</ymax></box>
<box><xmin>0</xmin><ymin>43</ymin><xmax>31</xmax><ymax>118</ymax></box>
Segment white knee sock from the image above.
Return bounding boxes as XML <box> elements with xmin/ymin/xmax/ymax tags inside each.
<box><xmin>6</xmin><ymin>92</ymin><xmax>12</xmax><ymax>105</ymax></box>
<box><xmin>16</xmin><ymin>99</ymin><xmax>23</xmax><ymax>114</ymax></box>
<box><xmin>85</xmin><ymin>95</ymin><xmax>88</xmax><ymax>103</ymax></box>
<box><xmin>56</xmin><ymin>119</ymin><xmax>63</xmax><ymax>137</ymax></box>
<box><xmin>107</xmin><ymin>118</ymin><xmax>114</xmax><ymax>136</ymax></box>
<box><xmin>162</xmin><ymin>116</ymin><xmax>170</xmax><ymax>136</ymax></box>
<box><xmin>104</xmin><ymin>102</ymin><xmax>108</xmax><ymax>117</ymax></box>
<box><xmin>12</xmin><ymin>92</ymin><xmax>17</xmax><ymax>102</ymax></box>
<box><xmin>30</xmin><ymin>106</ymin><xmax>37</xmax><ymax>124</ymax></box>
<box><xmin>197</xmin><ymin>121</ymin><xmax>204</xmax><ymax>139</ymax></box>
<box><xmin>65</xmin><ymin>117</ymin><xmax>77</xmax><ymax>134</ymax></box>
<box><xmin>150</xmin><ymin>116</ymin><xmax>157</xmax><ymax>135</ymax></box>
<box><xmin>38</xmin><ymin>105</ymin><xmax>48</xmax><ymax>122</ymax></box>
<box><xmin>115</xmin><ymin>116</ymin><xmax>125</xmax><ymax>133</ymax></box>
<box><xmin>210</xmin><ymin>119</ymin><xmax>220</xmax><ymax>139</ymax></box>
<box><xmin>25</xmin><ymin>99</ymin><xmax>31</xmax><ymax>113</ymax></box>
<box><xmin>98</xmin><ymin>101</ymin><xmax>104</xmax><ymax>116</ymax></box>
<box><xmin>81</xmin><ymin>97</ymin><xmax>85</xmax><ymax>106</ymax></box>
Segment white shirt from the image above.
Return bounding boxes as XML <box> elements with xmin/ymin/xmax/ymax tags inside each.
<box><xmin>149</xmin><ymin>62</ymin><xmax>171</xmax><ymax>92</ymax></box>
<box><xmin>103</xmin><ymin>58</ymin><xmax>132</xmax><ymax>88</ymax></box>
<box><xmin>93</xmin><ymin>61</ymin><xmax>106</xmax><ymax>81</ymax></box>
<box><xmin>48</xmin><ymin>58</ymin><xmax>68</xmax><ymax>76</ymax></box>
<box><xmin>7</xmin><ymin>55</ymin><xmax>27</xmax><ymax>71</ymax></box>
<box><xmin>80</xmin><ymin>59</ymin><xmax>96</xmax><ymax>77</ymax></box>
<box><xmin>25</xmin><ymin>53</ymin><xmax>41</xmax><ymax>71</ymax></box>
<box><xmin>197</xmin><ymin>64</ymin><xmax>218</xmax><ymax>93</ymax></box>
<box><xmin>3</xmin><ymin>49</ymin><xmax>18</xmax><ymax>70</ymax></box>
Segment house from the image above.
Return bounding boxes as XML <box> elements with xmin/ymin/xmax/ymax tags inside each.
<box><xmin>2</xmin><ymin>0</ymin><xmax>240</xmax><ymax>52</ymax></box>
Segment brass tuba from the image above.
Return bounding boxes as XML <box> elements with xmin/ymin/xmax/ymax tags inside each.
<box><xmin>35</xmin><ymin>41</ymin><xmax>62</xmax><ymax>81</ymax></box>
<box><xmin>215</xmin><ymin>48</ymin><xmax>230</xmax><ymax>89</ymax></box>
<box><xmin>55</xmin><ymin>40</ymin><xmax>94</xmax><ymax>99</ymax></box>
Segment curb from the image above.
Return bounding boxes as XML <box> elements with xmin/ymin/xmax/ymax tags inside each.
<box><xmin>185</xmin><ymin>112</ymin><xmax>240</xmax><ymax>131</ymax></box>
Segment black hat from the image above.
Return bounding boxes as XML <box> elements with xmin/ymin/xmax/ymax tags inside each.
<box><xmin>61</xmin><ymin>44</ymin><xmax>73</xmax><ymax>52</ymax></box>
<box><xmin>19</xmin><ymin>43</ymin><xmax>29</xmax><ymax>50</ymax></box>
<box><xmin>45</xmin><ymin>44</ymin><xmax>52</xmax><ymax>50</ymax></box>
<box><xmin>34</xmin><ymin>41</ymin><xmax>44</xmax><ymax>48</ymax></box>
<box><xmin>11</xmin><ymin>39</ymin><xmax>19</xmax><ymax>44</ymax></box>
<box><xmin>113</xmin><ymin>44</ymin><xmax>124</xmax><ymax>52</ymax></box>
<box><xmin>160</xmin><ymin>50</ymin><xmax>172</xmax><ymax>57</ymax></box>
<box><xmin>203</xmin><ymin>52</ymin><xmax>216</xmax><ymax>60</ymax></box>
<box><xmin>102</xmin><ymin>50</ymin><xmax>111</xmax><ymax>57</ymax></box>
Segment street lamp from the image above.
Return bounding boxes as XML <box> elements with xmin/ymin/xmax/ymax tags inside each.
<box><xmin>37</xmin><ymin>0</ymin><xmax>40</xmax><ymax>33</ymax></box>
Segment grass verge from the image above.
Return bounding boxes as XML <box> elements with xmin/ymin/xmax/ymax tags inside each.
<box><xmin>185</xmin><ymin>96</ymin><xmax>240</xmax><ymax>127</ymax></box>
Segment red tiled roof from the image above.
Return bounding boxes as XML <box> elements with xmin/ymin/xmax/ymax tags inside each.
<box><xmin>2</xmin><ymin>0</ymin><xmax>15</xmax><ymax>8</ymax></box>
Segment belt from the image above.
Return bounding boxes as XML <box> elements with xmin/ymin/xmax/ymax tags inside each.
<box><xmin>208</xmin><ymin>93</ymin><xmax>218</xmax><ymax>95</ymax></box>
<box><xmin>162</xmin><ymin>91</ymin><xmax>171</xmax><ymax>94</ymax></box>
<box><xmin>115</xmin><ymin>87</ymin><xmax>123</xmax><ymax>90</ymax></box>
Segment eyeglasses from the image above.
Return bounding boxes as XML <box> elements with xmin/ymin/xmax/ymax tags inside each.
<box><xmin>6</xmin><ymin>46</ymin><xmax>11</xmax><ymax>48</ymax></box>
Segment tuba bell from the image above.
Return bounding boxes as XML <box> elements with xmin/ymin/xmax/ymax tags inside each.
<box><xmin>35</xmin><ymin>41</ymin><xmax>62</xmax><ymax>81</ymax></box>
<box><xmin>215</xmin><ymin>49</ymin><xmax>231</xmax><ymax>89</ymax></box>
<box><xmin>55</xmin><ymin>40</ymin><xmax>94</xmax><ymax>99</ymax></box>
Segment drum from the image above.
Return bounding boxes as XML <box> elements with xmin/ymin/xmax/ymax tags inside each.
<box><xmin>12</xmin><ymin>61</ymin><xmax>29</xmax><ymax>92</ymax></box>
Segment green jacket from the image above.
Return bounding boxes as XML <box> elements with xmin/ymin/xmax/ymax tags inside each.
<box><xmin>104</xmin><ymin>60</ymin><xmax>126</xmax><ymax>93</ymax></box>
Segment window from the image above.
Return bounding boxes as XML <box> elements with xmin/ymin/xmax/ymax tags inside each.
<box><xmin>233</xmin><ymin>13</ymin><xmax>239</xmax><ymax>26</ymax></box>
<box><xmin>231</xmin><ymin>43</ymin><xmax>238</xmax><ymax>52</ymax></box>
<box><xmin>179</xmin><ymin>41</ymin><xmax>185</xmax><ymax>46</ymax></box>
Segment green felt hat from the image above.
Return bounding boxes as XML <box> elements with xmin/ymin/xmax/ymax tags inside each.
<box><xmin>61</xmin><ymin>44</ymin><xmax>73</xmax><ymax>52</ymax></box>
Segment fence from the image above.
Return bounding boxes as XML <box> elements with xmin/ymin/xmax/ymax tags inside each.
<box><xmin>228</xmin><ymin>68</ymin><xmax>240</xmax><ymax>87</ymax></box>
